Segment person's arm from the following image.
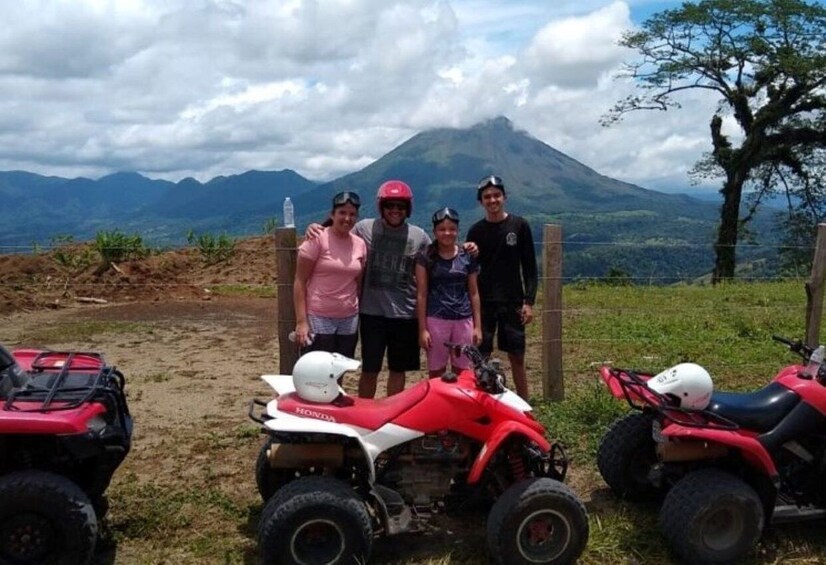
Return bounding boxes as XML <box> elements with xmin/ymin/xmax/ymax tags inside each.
<box><xmin>520</xmin><ymin>220</ymin><xmax>538</xmax><ymax>325</ymax></box>
<box><xmin>464</xmin><ymin>225</ymin><xmax>479</xmax><ymax>257</ymax></box>
<box><xmin>462</xmin><ymin>241</ymin><xmax>479</xmax><ymax>257</ymax></box>
<box><xmin>468</xmin><ymin>271</ymin><xmax>482</xmax><ymax>346</ymax></box>
<box><xmin>415</xmin><ymin>262</ymin><xmax>431</xmax><ymax>350</ymax></box>
<box><xmin>293</xmin><ymin>255</ymin><xmax>315</xmax><ymax>346</ymax></box>
<box><xmin>304</xmin><ymin>222</ymin><xmax>326</xmax><ymax>239</ymax></box>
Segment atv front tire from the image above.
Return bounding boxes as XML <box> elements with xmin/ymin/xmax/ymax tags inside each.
<box><xmin>258</xmin><ymin>476</ymin><xmax>372</xmax><ymax>565</ymax></box>
<box><xmin>0</xmin><ymin>470</ymin><xmax>98</xmax><ymax>565</ymax></box>
<box><xmin>486</xmin><ymin>477</ymin><xmax>588</xmax><ymax>565</ymax></box>
<box><xmin>660</xmin><ymin>469</ymin><xmax>763</xmax><ymax>563</ymax></box>
<box><xmin>597</xmin><ymin>412</ymin><xmax>662</xmax><ymax>501</ymax></box>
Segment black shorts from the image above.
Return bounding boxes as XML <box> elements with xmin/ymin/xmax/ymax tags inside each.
<box><xmin>480</xmin><ymin>303</ymin><xmax>525</xmax><ymax>355</ymax></box>
<box><xmin>359</xmin><ymin>314</ymin><xmax>420</xmax><ymax>373</ymax></box>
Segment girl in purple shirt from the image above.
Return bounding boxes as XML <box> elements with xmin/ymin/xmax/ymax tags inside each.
<box><xmin>415</xmin><ymin>208</ymin><xmax>481</xmax><ymax>377</ymax></box>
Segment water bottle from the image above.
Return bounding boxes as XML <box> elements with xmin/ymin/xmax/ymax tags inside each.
<box><xmin>283</xmin><ymin>197</ymin><xmax>295</xmax><ymax>228</ymax></box>
<box><xmin>288</xmin><ymin>331</ymin><xmax>313</xmax><ymax>346</ymax></box>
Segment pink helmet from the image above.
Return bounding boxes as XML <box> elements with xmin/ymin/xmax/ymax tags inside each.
<box><xmin>376</xmin><ymin>180</ymin><xmax>413</xmax><ymax>217</ymax></box>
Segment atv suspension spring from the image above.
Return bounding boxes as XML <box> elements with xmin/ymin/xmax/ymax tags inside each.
<box><xmin>508</xmin><ymin>448</ymin><xmax>526</xmax><ymax>480</ymax></box>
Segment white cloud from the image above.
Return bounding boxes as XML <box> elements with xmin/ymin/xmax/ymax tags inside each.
<box><xmin>0</xmin><ymin>0</ymin><xmax>723</xmax><ymax>193</ymax></box>
<box><xmin>522</xmin><ymin>1</ymin><xmax>632</xmax><ymax>88</ymax></box>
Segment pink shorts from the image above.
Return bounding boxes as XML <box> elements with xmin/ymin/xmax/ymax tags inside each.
<box><xmin>426</xmin><ymin>316</ymin><xmax>474</xmax><ymax>371</ymax></box>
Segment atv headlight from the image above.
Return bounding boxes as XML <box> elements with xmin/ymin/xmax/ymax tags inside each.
<box><xmin>86</xmin><ymin>415</ymin><xmax>108</xmax><ymax>433</ymax></box>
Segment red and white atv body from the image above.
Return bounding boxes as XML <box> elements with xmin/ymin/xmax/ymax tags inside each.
<box><xmin>0</xmin><ymin>344</ymin><xmax>132</xmax><ymax>565</ymax></box>
<box><xmin>250</xmin><ymin>345</ymin><xmax>589</xmax><ymax>565</ymax></box>
<box><xmin>597</xmin><ymin>336</ymin><xmax>826</xmax><ymax>564</ymax></box>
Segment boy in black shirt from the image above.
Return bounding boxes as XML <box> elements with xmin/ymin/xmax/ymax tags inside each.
<box><xmin>466</xmin><ymin>175</ymin><xmax>538</xmax><ymax>399</ymax></box>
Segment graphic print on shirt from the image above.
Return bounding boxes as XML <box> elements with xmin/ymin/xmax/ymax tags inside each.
<box><xmin>366</xmin><ymin>229</ymin><xmax>414</xmax><ymax>290</ymax></box>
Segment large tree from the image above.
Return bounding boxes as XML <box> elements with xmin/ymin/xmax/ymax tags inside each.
<box><xmin>605</xmin><ymin>0</ymin><xmax>826</xmax><ymax>282</ymax></box>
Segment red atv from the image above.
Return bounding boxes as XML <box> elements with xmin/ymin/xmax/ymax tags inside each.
<box><xmin>596</xmin><ymin>335</ymin><xmax>826</xmax><ymax>563</ymax></box>
<box><xmin>0</xmin><ymin>343</ymin><xmax>132</xmax><ymax>565</ymax></box>
<box><xmin>250</xmin><ymin>344</ymin><xmax>589</xmax><ymax>564</ymax></box>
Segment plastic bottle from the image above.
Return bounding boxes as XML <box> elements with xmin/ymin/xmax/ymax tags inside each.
<box><xmin>283</xmin><ymin>197</ymin><xmax>295</xmax><ymax>228</ymax></box>
<box><xmin>288</xmin><ymin>331</ymin><xmax>313</xmax><ymax>346</ymax></box>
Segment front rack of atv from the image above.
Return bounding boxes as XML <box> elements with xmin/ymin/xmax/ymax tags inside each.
<box><xmin>608</xmin><ymin>367</ymin><xmax>739</xmax><ymax>431</ymax></box>
<box><xmin>3</xmin><ymin>351</ymin><xmax>129</xmax><ymax>421</ymax></box>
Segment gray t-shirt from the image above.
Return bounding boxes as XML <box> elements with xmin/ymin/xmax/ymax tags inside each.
<box><xmin>354</xmin><ymin>218</ymin><xmax>431</xmax><ymax>319</ymax></box>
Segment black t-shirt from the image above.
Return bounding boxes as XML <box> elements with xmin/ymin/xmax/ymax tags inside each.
<box><xmin>466</xmin><ymin>214</ymin><xmax>538</xmax><ymax>305</ymax></box>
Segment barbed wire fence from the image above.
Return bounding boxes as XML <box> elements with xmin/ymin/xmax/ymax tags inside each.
<box><xmin>3</xmin><ymin>224</ymin><xmax>825</xmax><ymax>401</ymax></box>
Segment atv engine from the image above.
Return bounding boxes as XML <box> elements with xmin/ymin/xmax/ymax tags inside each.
<box><xmin>377</xmin><ymin>432</ymin><xmax>473</xmax><ymax>507</ymax></box>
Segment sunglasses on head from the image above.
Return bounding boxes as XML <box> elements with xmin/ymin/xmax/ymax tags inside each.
<box><xmin>333</xmin><ymin>191</ymin><xmax>360</xmax><ymax>207</ymax></box>
<box><xmin>432</xmin><ymin>207</ymin><xmax>459</xmax><ymax>224</ymax></box>
<box><xmin>477</xmin><ymin>175</ymin><xmax>504</xmax><ymax>190</ymax></box>
<box><xmin>382</xmin><ymin>201</ymin><xmax>408</xmax><ymax>211</ymax></box>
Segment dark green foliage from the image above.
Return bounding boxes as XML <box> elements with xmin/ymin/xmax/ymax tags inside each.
<box><xmin>607</xmin><ymin>0</ymin><xmax>826</xmax><ymax>281</ymax></box>
<box><xmin>95</xmin><ymin>230</ymin><xmax>148</xmax><ymax>265</ymax></box>
<box><xmin>187</xmin><ymin>230</ymin><xmax>236</xmax><ymax>264</ymax></box>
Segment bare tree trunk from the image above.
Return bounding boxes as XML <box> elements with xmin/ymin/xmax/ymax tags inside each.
<box><xmin>712</xmin><ymin>174</ymin><xmax>745</xmax><ymax>284</ymax></box>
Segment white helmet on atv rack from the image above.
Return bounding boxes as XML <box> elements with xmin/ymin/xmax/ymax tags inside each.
<box><xmin>647</xmin><ymin>363</ymin><xmax>713</xmax><ymax>410</ymax></box>
<box><xmin>292</xmin><ymin>351</ymin><xmax>361</xmax><ymax>403</ymax></box>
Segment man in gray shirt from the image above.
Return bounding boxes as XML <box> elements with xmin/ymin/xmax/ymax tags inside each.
<box><xmin>307</xmin><ymin>180</ymin><xmax>430</xmax><ymax>397</ymax></box>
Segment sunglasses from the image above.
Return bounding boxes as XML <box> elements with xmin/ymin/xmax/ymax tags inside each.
<box><xmin>333</xmin><ymin>191</ymin><xmax>360</xmax><ymax>207</ymax></box>
<box><xmin>382</xmin><ymin>201</ymin><xmax>408</xmax><ymax>211</ymax></box>
<box><xmin>432</xmin><ymin>207</ymin><xmax>460</xmax><ymax>224</ymax></box>
<box><xmin>477</xmin><ymin>175</ymin><xmax>504</xmax><ymax>190</ymax></box>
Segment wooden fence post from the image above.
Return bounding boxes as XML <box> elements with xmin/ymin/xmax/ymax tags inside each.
<box><xmin>805</xmin><ymin>223</ymin><xmax>826</xmax><ymax>347</ymax></box>
<box><xmin>276</xmin><ymin>227</ymin><xmax>299</xmax><ymax>374</ymax></box>
<box><xmin>542</xmin><ymin>224</ymin><xmax>564</xmax><ymax>401</ymax></box>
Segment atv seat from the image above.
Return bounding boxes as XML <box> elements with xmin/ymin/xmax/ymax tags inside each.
<box><xmin>706</xmin><ymin>382</ymin><xmax>800</xmax><ymax>433</ymax></box>
<box><xmin>278</xmin><ymin>380</ymin><xmax>431</xmax><ymax>431</ymax></box>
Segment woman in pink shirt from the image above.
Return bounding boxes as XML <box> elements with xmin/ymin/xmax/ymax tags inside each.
<box><xmin>293</xmin><ymin>192</ymin><xmax>367</xmax><ymax>357</ymax></box>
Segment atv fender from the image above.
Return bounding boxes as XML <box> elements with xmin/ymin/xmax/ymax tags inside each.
<box><xmin>662</xmin><ymin>423</ymin><xmax>778</xmax><ymax>479</ymax></box>
<box><xmin>467</xmin><ymin>421</ymin><xmax>551</xmax><ymax>484</ymax></box>
<box><xmin>261</xmin><ymin>374</ymin><xmax>295</xmax><ymax>396</ymax></box>
<box><xmin>263</xmin><ymin>415</ymin><xmax>377</xmax><ymax>481</ymax></box>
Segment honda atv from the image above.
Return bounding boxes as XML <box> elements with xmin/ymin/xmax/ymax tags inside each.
<box><xmin>0</xmin><ymin>343</ymin><xmax>132</xmax><ymax>565</ymax></box>
<box><xmin>249</xmin><ymin>344</ymin><xmax>589</xmax><ymax>565</ymax></box>
<box><xmin>596</xmin><ymin>335</ymin><xmax>826</xmax><ymax>563</ymax></box>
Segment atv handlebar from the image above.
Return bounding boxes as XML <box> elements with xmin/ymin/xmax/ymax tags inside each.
<box><xmin>772</xmin><ymin>335</ymin><xmax>826</xmax><ymax>384</ymax></box>
<box><xmin>772</xmin><ymin>335</ymin><xmax>816</xmax><ymax>360</ymax></box>
<box><xmin>445</xmin><ymin>343</ymin><xmax>506</xmax><ymax>394</ymax></box>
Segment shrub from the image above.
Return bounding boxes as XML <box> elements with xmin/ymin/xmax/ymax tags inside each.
<box><xmin>262</xmin><ymin>216</ymin><xmax>279</xmax><ymax>235</ymax></box>
<box><xmin>95</xmin><ymin>230</ymin><xmax>149</xmax><ymax>265</ymax></box>
<box><xmin>50</xmin><ymin>235</ymin><xmax>95</xmax><ymax>271</ymax></box>
<box><xmin>186</xmin><ymin>231</ymin><xmax>236</xmax><ymax>264</ymax></box>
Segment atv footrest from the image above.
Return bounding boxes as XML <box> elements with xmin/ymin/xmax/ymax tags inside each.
<box><xmin>772</xmin><ymin>504</ymin><xmax>826</xmax><ymax>524</ymax></box>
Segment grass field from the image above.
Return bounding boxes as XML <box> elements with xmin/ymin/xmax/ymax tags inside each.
<box><xmin>10</xmin><ymin>279</ymin><xmax>826</xmax><ymax>564</ymax></box>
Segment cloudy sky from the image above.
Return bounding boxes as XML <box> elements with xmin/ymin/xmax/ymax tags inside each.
<box><xmin>0</xmin><ymin>0</ymin><xmax>750</xmax><ymax>193</ymax></box>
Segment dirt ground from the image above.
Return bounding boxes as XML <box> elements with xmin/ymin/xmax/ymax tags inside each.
<box><xmin>1</xmin><ymin>240</ymin><xmax>539</xmax><ymax>563</ymax></box>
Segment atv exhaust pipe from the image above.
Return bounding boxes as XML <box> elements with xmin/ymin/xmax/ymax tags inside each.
<box><xmin>267</xmin><ymin>443</ymin><xmax>344</xmax><ymax>468</ymax></box>
<box><xmin>657</xmin><ymin>440</ymin><xmax>727</xmax><ymax>462</ymax></box>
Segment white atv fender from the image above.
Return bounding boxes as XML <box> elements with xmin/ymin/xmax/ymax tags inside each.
<box><xmin>492</xmin><ymin>388</ymin><xmax>532</xmax><ymax>412</ymax></box>
<box><xmin>259</xmin><ymin>374</ymin><xmax>423</xmax><ymax>483</ymax></box>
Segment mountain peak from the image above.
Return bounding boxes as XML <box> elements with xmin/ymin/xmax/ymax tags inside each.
<box><xmin>474</xmin><ymin>116</ymin><xmax>514</xmax><ymax>131</ymax></box>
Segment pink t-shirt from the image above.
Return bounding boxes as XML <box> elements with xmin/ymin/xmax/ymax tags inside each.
<box><xmin>298</xmin><ymin>228</ymin><xmax>367</xmax><ymax>318</ymax></box>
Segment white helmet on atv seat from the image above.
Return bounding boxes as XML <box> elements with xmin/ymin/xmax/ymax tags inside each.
<box><xmin>648</xmin><ymin>363</ymin><xmax>713</xmax><ymax>410</ymax></box>
<box><xmin>292</xmin><ymin>351</ymin><xmax>361</xmax><ymax>403</ymax></box>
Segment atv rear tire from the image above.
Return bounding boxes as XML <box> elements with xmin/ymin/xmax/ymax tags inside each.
<box><xmin>258</xmin><ymin>476</ymin><xmax>372</xmax><ymax>565</ymax></box>
<box><xmin>486</xmin><ymin>478</ymin><xmax>588</xmax><ymax>565</ymax></box>
<box><xmin>597</xmin><ymin>412</ymin><xmax>662</xmax><ymax>501</ymax></box>
<box><xmin>660</xmin><ymin>469</ymin><xmax>763</xmax><ymax>564</ymax></box>
<box><xmin>0</xmin><ymin>470</ymin><xmax>98</xmax><ymax>565</ymax></box>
